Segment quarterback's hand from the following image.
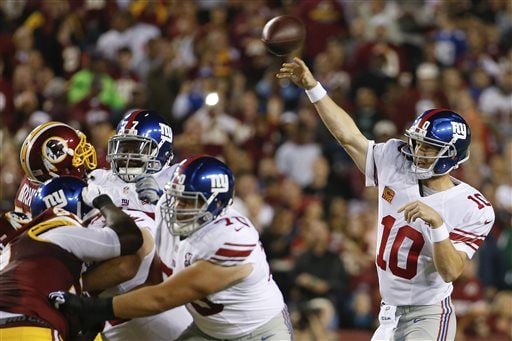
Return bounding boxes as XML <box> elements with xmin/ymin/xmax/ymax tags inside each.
<box><xmin>49</xmin><ymin>291</ymin><xmax>114</xmax><ymax>332</ymax></box>
<box><xmin>135</xmin><ymin>175</ymin><xmax>163</xmax><ymax>204</ymax></box>
<box><xmin>276</xmin><ymin>57</ymin><xmax>317</xmax><ymax>89</ymax></box>
<box><xmin>398</xmin><ymin>200</ymin><xmax>443</xmax><ymax>227</ymax></box>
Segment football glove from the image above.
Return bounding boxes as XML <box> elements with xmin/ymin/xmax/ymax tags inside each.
<box><xmin>49</xmin><ymin>291</ymin><xmax>115</xmax><ymax>332</ymax></box>
<box><xmin>135</xmin><ymin>175</ymin><xmax>163</xmax><ymax>204</ymax></box>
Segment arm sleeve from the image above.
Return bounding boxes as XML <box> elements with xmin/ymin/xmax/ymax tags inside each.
<box><xmin>365</xmin><ymin>139</ymin><xmax>407</xmax><ymax>187</ymax></box>
<box><xmin>39</xmin><ymin>226</ymin><xmax>121</xmax><ymax>262</ymax></box>
<box><xmin>450</xmin><ymin>206</ymin><xmax>495</xmax><ymax>259</ymax></box>
<box><xmin>198</xmin><ymin>220</ymin><xmax>258</xmax><ymax>267</ymax></box>
<box><xmin>365</xmin><ymin>140</ymin><xmax>378</xmax><ymax>187</ymax></box>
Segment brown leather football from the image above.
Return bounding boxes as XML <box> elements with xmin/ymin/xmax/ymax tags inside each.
<box><xmin>261</xmin><ymin>15</ymin><xmax>305</xmax><ymax>56</ymax></box>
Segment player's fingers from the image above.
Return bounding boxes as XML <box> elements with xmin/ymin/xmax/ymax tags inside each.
<box><xmin>402</xmin><ymin>207</ymin><xmax>411</xmax><ymax>222</ymax></box>
<box><xmin>293</xmin><ymin>57</ymin><xmax>307</xmax><ymax>69</ymax></box>
<box><xmin>413</xmin><ymin>205</ymin><xmax>427</xmax><ymax>221</ymax></box>
<box><xmin>279</xmin><ymin>67</ymin><xmax>294</xmax><ymax>74</ymax></box>
<box><xmin>410</xmin><ymin>211</ymin><xmax>422</xmax><ymax>222</ymax></box>
<box><xmin>404</xmin><ymin>206</ymin><xmax>421</xmax><ymax>222</ymax></box>
<box><xmin>281</xmin><ymin>63</ymin><xmax>296</xmax><ymax>69</ymax></box>
<box><xmin>397</xmin><ymin>202</ymin><xmax>414</xmax><ymax>213</ymax></box>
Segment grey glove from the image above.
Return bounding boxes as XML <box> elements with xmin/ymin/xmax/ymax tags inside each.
<box><xmin>135</xmin><ymin>175</ymin><xmax>163</xmax><ymax>204</ymax></box>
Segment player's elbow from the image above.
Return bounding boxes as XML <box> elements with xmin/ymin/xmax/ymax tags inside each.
<box><xmin>115</xmin><ymin>255</ymin><xmax>142</xmax><ymax>281</ymax></box>
<box><xmin>439</xmin><ymin>268</ymin><xmax>463</xmax><ymax>283</ymax></box>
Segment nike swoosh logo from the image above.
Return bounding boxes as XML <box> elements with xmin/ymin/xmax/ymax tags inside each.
<box><xmin>261</xmin><ymin>334</ymin><xmax>275</xmax><ymax>340</ymax></box>
<box><xmin>413</xmin><ymin>318</ymin><xmax>425</xmax><ymax>323</ymax></box>
<box><xmin>484</xmin><ymin>220</ymin><xmax>492</xmax><ymax>225</ymax></box>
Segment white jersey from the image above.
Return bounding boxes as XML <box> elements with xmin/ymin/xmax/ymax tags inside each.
<box><xmin>88</xmin><ymin>167</ymin><xmax>192</xmax><ymax>341</ymax></box>
<box><xmin>88</xmin><ymin>165</ymin><xmax>177</xmax><ymax>218</ymax></box>
<box><xmin>365</xmin><ymin>139</ymin><xmax>495</xmax><ymax>306</ymax></box>
<box><xmin>89</xmin><ymin>210</ymin><xmax>156</xmax><ymax>295</ymax></box>
<box><xmin>158</xmin><ymin>207</ymin><xmax>285</xmax><ymax>339</ymax></box>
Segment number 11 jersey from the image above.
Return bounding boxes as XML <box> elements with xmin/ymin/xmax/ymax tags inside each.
<box><xmin>365</xmin><ymin>139</ymin><xmax>495</xmax><ymax>306</ymax></box>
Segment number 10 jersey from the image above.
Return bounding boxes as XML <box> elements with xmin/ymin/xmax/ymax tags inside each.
<box><xmin>365</xmin><ymin>139</ymin><xmax>495</xmax><ymax>306</ymax></box>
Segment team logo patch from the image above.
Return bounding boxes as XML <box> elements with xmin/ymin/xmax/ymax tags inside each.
<box><xmin>382</xmin><ymin>186</ymin><xmax>395</xmax><ymax>203</ymax></box>
<box><xmin>43</xmin><ymin>137</ymin><xmax>69</xmax><ymax>164</ymax></box>
<box><xmin>121</xmin><ymin>199</ymin><xmax>129</xmax><ymax>206</ymax></box>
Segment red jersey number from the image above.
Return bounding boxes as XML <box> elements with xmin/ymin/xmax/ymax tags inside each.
<box><xmin>376</xmin><ymin>215</ymin><xmax>425</xmax><ymax>280</ymax></box>
<box><xmin>467</xmin><ymin>194</ymin><xmax>491</xmax><ymax>210</ymax></box>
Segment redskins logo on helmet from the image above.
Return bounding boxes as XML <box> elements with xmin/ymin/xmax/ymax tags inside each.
<box><xmin>20</xmin><ymin>122</ymin><xmax>98</xmax><ymax>183</ymax></box>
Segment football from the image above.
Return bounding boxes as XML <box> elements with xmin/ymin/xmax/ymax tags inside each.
<box><xmin>261</xmin><ymin>15</ymin><xmax>305</xmax><ymax>56</ymax></box>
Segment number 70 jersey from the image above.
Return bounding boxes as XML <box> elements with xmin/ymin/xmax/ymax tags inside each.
<box><xmin>156</xmin><ymin>206</ymin><xmax>285</xmax><ymax>339</ymax></box>
<box><xmin>365</xmin><ymin>139</ymin><xmax>495</xmax><ymax>306</ymax></box>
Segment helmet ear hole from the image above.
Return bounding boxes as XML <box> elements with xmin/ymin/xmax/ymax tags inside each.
<box><xmin>202</xmin><ymin>212</ymin><xmax>214</xmax><ymax>224</ymax></box>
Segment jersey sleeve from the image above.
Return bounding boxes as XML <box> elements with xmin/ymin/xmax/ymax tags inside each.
<box><xmin>87</xmin><ymin>169</ymin><xmax>110</xmax><ymax>186</ymax></box>
<box><xmin>449</xmin><ymin>205</ymin><xmax>495</xmax><ymax>259</ymax></box>
<box><xmin>13</xmin><ymin>176</ymin><xmax>40</xmax><ymax>217</ymax></box>
<box><xmin>39</xmin><ymin>226</ymin><xmax>121</xmax><ymax>262</ymax></box>
<box><xmin>196</xmin><ymin>217</ymin><xmax>259</xmax><ymax>267</ymax></box>
<box><xmin>122</xmin><ymin>209</ymin><xmax>156</xmax><ymax>236</ymax></box>
<box><xmin>365</xmin><ymin>139</ymin><xmax>406</xmax><ymax>187</ymax></box>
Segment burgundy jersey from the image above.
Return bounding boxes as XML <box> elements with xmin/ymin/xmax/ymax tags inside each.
<box><xmin>14</xmin><ymin>176</ymin><xmax>40</xmax><ymax>216</ymax></box>
<box><xmin>0</xmin><ymin>211</ymin><xmax>30</xmax><ymax>250</ymax></box>
<box><xmin>0</xmin><ymin>208</ymin><xmax>84</xmax><ymax>339</ymax></box>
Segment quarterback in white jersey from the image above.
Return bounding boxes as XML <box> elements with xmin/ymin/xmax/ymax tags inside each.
<box><xmin>50</xmin><ymin>156</ymin><xmax>293</xmax><ymax>341</ymax></box>
<box><xmin>276</xmin><ymin>59</ymin><xmax>495</xmax><ymax>341</ymax></box>
<box><xmin>84</xmin><ymin>109</ymin><xmax>192</xmax><ymax>340</ymax></box>
<box><xmin>365</xmin><ymin>139</ymin><xmax>494</xmax><ymax>306</ymax></box>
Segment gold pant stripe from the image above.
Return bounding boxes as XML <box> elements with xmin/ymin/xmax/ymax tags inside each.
<box><xmin>0</xmin><ymin>326</ymin><xmax>62</xmax><ymax>341</ymax></box>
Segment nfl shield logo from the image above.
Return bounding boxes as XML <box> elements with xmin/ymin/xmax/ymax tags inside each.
<box><xmin>184</xmin><ymin>252</ymin><xmax>193</xmax><ymax>267</ymax></box>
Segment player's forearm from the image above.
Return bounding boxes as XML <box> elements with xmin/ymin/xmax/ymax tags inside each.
<box><xmin>432</xmin><ymin>239</ymin><xmax>466</xmax><ymax>282</ymax></box>
<box><xmin>312</xmin><ymin>94</ymin><xmax>369</xmax><ymax>172</ymax></box>
<box><xmin>112</xmin><ymin>281</ymin><xmax>189</xmax><ymax>318</ymax></box>
<box><xmin>83</xmin><ymin>255</ymin><xmax>141</xmax><ymax>293</ymax></box>
<box><xmin>313</xmin><ymin>95</ymin><xmax>359</xmax><ymax>144</ymax></box>
<box><xmin>112</xmin><ymin>261</ymin><xmax>253</xmax><ymax>318</ymax></box>
<box><xmin>93</xmin><ymin>195</ymin><xmax>143</xmax><ymax>255</ymax></box>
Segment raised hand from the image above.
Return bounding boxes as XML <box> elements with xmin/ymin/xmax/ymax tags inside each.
<box><xmin>81</xmin><ymin>182</ymin><xmax>104</xmax><ymax>207</ymax></box>
<box><xmin>276</xmin><ymin>57</ymin><xmax>317</xmax><ymax>89</ymax></box>
<box><xmin>135</xmin><ymin>175</ymin><xmax>163</xmax><ymax>204</ymax></box>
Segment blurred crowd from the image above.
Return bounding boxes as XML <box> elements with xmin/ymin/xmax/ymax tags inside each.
<box><xmin>0</xmin><ymin>0</ymin><xmax>511</xmax><ymax>339</ymax></box>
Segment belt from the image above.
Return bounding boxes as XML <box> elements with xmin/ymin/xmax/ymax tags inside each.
<box><xmin>0</xmin><ymin>315</ymin><xmax>52</xmax><ymax>328</ymax></box>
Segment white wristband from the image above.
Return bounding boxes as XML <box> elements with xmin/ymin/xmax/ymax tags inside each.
<box><xmin>305</xmin><ymin>82</ymin><xmax>327</xmax><ymax>103</ymax></box>
<box><xmin>430</xmin><ymin>224</ymin><xmax>449</xmax><ymax>243</ymax></box>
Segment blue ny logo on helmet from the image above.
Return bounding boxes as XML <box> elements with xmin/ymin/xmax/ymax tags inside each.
<box><xmin>160</xmin><ymin>156</ymin><xmax>235</xmax><ymax>237</ymax></box>
<box><xmin>401</xmin><ymin>109</ymin><xmax>471</xmax><ymax>179</ymax></box>
<box><xmin>31</xmin><ymin>176</ymin><xmax>93</xmax><ymax>220</ymax></box>
<box><xmin>107</xmin><ymin>109</ymin><xmax>174</xmax><ymax>182</ymax></box>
